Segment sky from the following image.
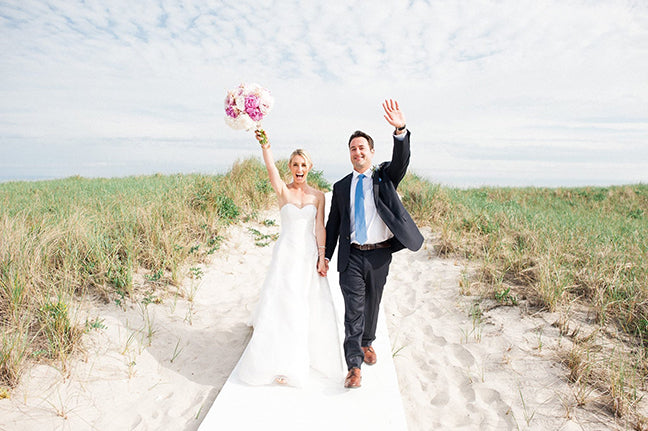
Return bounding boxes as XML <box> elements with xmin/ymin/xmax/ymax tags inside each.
<box><xmin>1</xmin><ymin>0</ymin><xmax>647</xmax><ymax>187</ymax></box>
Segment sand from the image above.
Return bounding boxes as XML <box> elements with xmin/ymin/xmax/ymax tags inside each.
<box><xmin>0</xmin><ymin>204</ymin><xmax>623</xmax><ymax>430</ymax></box>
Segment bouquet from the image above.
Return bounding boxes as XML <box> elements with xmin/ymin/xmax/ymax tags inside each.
<box><xmin>224</xmin><ymin>83</ymin><xmax>274</xmax><ymax>133</ymax></box>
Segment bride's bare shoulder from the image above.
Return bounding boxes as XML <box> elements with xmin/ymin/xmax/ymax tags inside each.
<box><xmin>310</xmin><ymin>187</ymin><xmax>325</xmax><ymax>200</ymax></box>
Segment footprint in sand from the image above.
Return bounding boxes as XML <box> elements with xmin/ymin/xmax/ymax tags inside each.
<box><xmin>423</xmin><ymin>325</ymin><xmax>448</xmax><ymax>346</ymax></box>
<box><xmin>475</xmin><ymin>387</ymin><xmax>506</xmax><ymax>405</ymax></box>
<box><xmin>431</xmin><ymin>388</ymin><xmax>450</xmax><ymax>407</ymax></box>
<box><xmin>458</xmin><ymin>379</ymin><xmax>477</xmax><ymax>402</ymax></box>
<box><xmin>396</xmin><ymin>288</ymin><xmax>418</xmax><ymax>316</ymax></box>
<box><xmin>130</xmin><ymin>415</ymin><xmax>143</xmax><ymax>428</ymax></box>
<box><xmin>448</xmin><ymin>344</ymin><xmax>476</xmax><ymax>368</ymax></box>
<box><xmin>428</xmin><ymin>370</ymin><xmax>451</xmax><ymax>407</ymax></box>
<box><xmin>474</xmin><ymin>388</ymin><xmax>516</xmax><ymax>429</ymax></box>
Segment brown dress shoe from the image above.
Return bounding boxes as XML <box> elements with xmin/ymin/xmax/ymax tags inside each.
<box><xmin>362</xmin><ymin>346</ymin><xmax>377</xmax><ymax>365</ymax></box>
<box><xmin>344</xmin><ymin>367</ymin><xmax>362</xmax><ymax>388</ymax></box>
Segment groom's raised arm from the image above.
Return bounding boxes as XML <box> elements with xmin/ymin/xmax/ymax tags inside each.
<box><xmin>386</xmin><ymin>131</ymin><xmax>411</xmax><ymax>187</ymax></box>
<box><xmin>382</xmin><ymin>99</ymin><xmax>411</xmax><ymax>187</ymax></box>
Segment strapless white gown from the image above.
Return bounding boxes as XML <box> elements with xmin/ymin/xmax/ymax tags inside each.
<box><xmin>236</xmin><ymin>203</ymin><xmax>343</xmax><ymax>387</ymax></box>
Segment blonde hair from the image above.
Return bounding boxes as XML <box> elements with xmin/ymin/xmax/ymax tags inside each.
<box><xmin>288</xmin><ymin>149</ymin><xmax>313</xmax><ymax>170</ymax></box>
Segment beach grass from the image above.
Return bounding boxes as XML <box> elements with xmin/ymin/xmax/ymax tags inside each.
<box><xmin>0</xmin><ymin>157</ymin><xmax>328</xmax><ymax>392</ymax></box>
<box><xmin>400</xmin><ymin>173</ymin><xmax>648</xmax><ymax>422</ymax></box>
<box><xmin>400</xmin><ymin>175</ymin><xmax>648</xmax><ymax>334</ymax></box>
<box><xmin>3</xmin><ymin>160</ymin><xmax>648</xmax><ymax>423</ymax></box>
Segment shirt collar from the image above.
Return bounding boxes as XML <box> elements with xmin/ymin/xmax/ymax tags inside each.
<box><xmin>353</xmin><ymin>169</ymin><xmax>371</xmax><ymax>181</ymax></box>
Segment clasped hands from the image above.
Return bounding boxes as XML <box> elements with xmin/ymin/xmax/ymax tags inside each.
<box><xmin>318</xmin><ymin>256</ymin><xmax>328</xmax><ymax>277</ymax></box>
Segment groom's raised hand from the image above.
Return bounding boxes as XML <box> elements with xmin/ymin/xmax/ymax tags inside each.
<box><xmin>382</xmin><ymin>99</ymin><xmax>406</xmax><ymax>130</ymax></box>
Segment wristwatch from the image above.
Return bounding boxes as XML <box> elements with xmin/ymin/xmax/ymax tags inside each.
<box><xmin>395</xmin><ymin>124</ymin><xmax>406</xmax><ymax>132</ymax></box>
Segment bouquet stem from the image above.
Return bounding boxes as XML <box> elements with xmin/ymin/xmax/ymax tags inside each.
<box><xmin>256</xmin><ymin>129</ymin><xmax>268</xmax><ymax>147</ymax></box>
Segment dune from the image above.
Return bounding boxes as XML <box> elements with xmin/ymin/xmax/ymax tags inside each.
<box><xmin>0</xmin><ymin>205</ymin><xmax>622</xmax><ymax>430</ymax></box>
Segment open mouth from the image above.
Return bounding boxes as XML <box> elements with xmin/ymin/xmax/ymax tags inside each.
<box><xmin>295</xmin><ymin>173</ymin><xmax>305</xmax><ymax>179</ymax></box>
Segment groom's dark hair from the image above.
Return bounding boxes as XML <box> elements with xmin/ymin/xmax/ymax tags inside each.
<box><xmin>348</xmin><ymin>130</ymin><xmax>374</xmax><ymax>150</ymax></box>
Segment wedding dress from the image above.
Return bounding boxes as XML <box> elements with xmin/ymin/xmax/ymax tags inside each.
<box><xmin>236</xmin><ymin>203</ymin><xmax>343</xmax><ymax>387</ymax></box>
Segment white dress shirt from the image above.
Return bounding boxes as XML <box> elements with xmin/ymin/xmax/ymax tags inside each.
<box><xmin>349</xmin><ymin>131</ymin><xmax>406</xmax><ymax>245</ymax></box>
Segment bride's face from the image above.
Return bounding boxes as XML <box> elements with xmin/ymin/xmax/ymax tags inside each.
<box><xmin>289</xmin><ymin>155</ymin><xmax>310</xmax><ymax>184</ymax></box>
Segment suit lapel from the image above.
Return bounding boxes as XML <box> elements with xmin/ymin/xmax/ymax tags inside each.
<box><xmin>372</xmin><ymin>168</ymin><xmax>380</xmax><ymax>202</ymax></box>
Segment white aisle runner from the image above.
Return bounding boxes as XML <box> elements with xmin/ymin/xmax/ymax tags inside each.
<box><xmin>197</xmin><ymin>265</ymin><xmax>408</xmax><ymax>431</ymax></box>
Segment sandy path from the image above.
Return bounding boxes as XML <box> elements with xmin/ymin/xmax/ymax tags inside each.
<box><xmin>385</xmin><ymin>227</ymin><xmax>617</xmax><ymax>430</ymax></box>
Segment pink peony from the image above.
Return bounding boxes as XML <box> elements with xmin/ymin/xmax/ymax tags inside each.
<box><xmin>225</xmin><ymin>105</ymin><xmax>239</xmax><ymax>118</ymax></box>
<box><xmin>244</xmin><ymin>94</ymin><xmax>260</xmax><ymax>109</ymax></box>
<box><xmin>247</xmin><ymin>107</ymin><xmax>263</xmax><ymax>122</ymax></box>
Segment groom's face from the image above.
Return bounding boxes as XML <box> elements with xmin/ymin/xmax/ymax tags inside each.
<box><xmin>349</xmin><ymin>137</ymin><xmax>374</xmax><ymax>173</ymax></box>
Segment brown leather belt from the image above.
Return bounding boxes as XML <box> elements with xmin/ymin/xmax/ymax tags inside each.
<box><xmin>351</xmin><ymin>240</ymin><xmax>392</xmax><ymax>251</ymax></box>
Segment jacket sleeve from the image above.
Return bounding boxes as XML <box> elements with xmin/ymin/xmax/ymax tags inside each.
<box><xmin>325</xmin><ymin>185</ymin><xmax>340</xmax><ymax>260</ymax></box>
<box><xmin>384</xmin><ymin>131</ymin><xmax>411</xmax><ymax>188</ymax></box>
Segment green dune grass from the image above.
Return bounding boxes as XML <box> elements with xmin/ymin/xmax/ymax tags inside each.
<box><xmin>1</xmin><ymin>161</ymin><xmax>647</xmax><ymax>422</ymax></box>
<box><xmin>0</xmin><ymin>158</ymin><xmax>327</xmax><ymax>393</ymax></box>
<box><xmin>399</xmin><ymin>174</ymin><xmax>648</xmax><ymax>423</ymax></box>
<box><xmin>400</xmin><ymin>176</ymin><xmax>648</xmax><ymax>338</ymax></box>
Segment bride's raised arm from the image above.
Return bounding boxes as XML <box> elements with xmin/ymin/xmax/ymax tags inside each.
<box><xmin>255</xmin><ymin>129</ymin><xmax>286</xmax><ymax>198</ymax></box>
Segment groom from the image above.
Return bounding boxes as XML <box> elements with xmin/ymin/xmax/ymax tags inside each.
<box><xmin>324</xmin><ymin>99</ymin><xmax>423</xmax><ymax>388</ymax></box>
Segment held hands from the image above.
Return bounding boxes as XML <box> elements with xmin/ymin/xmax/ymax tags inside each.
<box><xmin>317</xmin><ymin>256</ymin><xmax>328</xmax><ymax>277</ymax></box>
<box><xmin>382</xmin><ymin>99</ymin><xmax>406</xmax><ymax>134</ymax></box>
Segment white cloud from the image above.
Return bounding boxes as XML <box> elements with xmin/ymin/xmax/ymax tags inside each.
<box><xmin>1</xmin><ymin>0</ymin><xmax>647</xmax><ymax>186</ymax></box>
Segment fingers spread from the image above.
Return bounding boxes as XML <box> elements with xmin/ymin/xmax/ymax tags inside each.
<box><xmin>382</xmin><ymin>99</ymin><xmax>399</xmax><ymax>112</ymax></box>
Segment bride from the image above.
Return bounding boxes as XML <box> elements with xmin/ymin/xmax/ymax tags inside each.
<box><xmin>236</xmin><ymin>130</ymin><xmax>343</xmax><ymax>388</ymax></box>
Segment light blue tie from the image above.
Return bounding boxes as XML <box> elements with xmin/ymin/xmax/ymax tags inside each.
<box><xmin>354</xmin><ymin>174</ymin><xmax>367</xmax><ymax>245</ymax></box>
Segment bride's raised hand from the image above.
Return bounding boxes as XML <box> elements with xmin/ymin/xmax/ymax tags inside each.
<box><xmin>255</xmin><ymin>129</ymin><xmax>269</xmax><ymax>148</ymax></box>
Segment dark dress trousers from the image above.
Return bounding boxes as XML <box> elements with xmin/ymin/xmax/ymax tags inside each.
<box><xmin>325</xmin><ymin>131</ymin><xmax>423</xmax><ymax>370</ymax></box>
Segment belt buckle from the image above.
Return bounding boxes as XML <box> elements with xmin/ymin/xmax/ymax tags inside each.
<box><xmin>353</xmin><ymin>240</ymin><xmax>389</xmax><ymax>251</ymax></box>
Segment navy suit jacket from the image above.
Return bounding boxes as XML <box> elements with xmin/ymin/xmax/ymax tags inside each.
<box><xmin>325</xmin><ymin>131</ymin><xmax>424</xmax><ymax>272</ymax></box>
